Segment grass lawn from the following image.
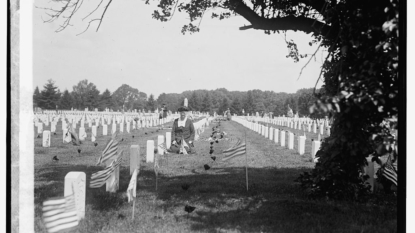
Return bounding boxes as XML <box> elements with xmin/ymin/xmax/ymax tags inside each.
<box><xmin>34</xmin><ymin>119</ymin><xmax>397</xmax><ymax>233</ymax></box>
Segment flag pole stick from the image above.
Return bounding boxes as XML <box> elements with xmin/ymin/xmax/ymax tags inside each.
<box><xmin>245</xmin><ymin>128</ymin><xmax>248</xmax><ymax>191</ymax></box>
<box><xmin>132</xmin><ymin>200</ymin><xmax>136</xmax><ymax>220</ymax></box>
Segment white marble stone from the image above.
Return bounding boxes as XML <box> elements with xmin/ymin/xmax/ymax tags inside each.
<box><xmin>288</xmin><ymin>132</ymin><xmax>294</xmax><ymax>149</ymax></box>
<box><xmin>166</xmin><ymin>132</ymin><xmax>171</xmax><ymax>149</ymax></box>
<box><xmin>274</xmin><ymin>129</ymin><xmax>279</xmax><ymax>143</ymax></box>
<box><xmin>311</xmin><ymin>141</ymin><xmax>321</xmax><ymax>162</ymax></box>
<box><xmin>280</xmin><ymin>131</ymin><xmax>286</xmax><ymax>147</ymax></box>
<box><xmin>157</xmin><ymin>135</ymin><xmax>165</xmax><ymax>155</ymax></box>
<box><xmin>298</xmin><ymin>136</ymin><xmax>305</xmax><ymax>155</ymax></box>
<box><xmin>103</xmin><ymin>124</ymin><xmax>108</xmax><ymax>135</ymax></box>
<box><xmin>42</xmin><ymin>130</ymin><xmax>51</xmax><ymax>147</ymax></box>
<box><xmin>146</xmin><ymin>140</ymin><xmax>155</xmax><ymax>163</ymax></box>
<box><xmin>130</xmin><ymin>145</ymin><xmax>140</xmax><ymax>175</ymax></box>
<box><xmin>64</xmin><ymin>172</ymin><xmax>86</xmax><ymax>220</ymax></box>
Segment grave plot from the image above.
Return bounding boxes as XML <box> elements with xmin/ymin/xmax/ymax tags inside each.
<box><xmin>34</xmin><ymin>115</ymin><xmax>396</xmax><ymax>233</ymax></box>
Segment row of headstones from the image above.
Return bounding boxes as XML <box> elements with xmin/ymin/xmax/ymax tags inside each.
<box><xmin>235</xmin><ymin>116</ymin><xmax>392</xmax><ymax>192</ymax></box>
<box><xmin>56</xmin><ymin>116</ymin><xmax>214</xmax><ymax>221</ymax></box>
<box><xmin>39</xmin><ymin>117</ymin><xmax>174</xmax><ymax>147</ymax></box>
<box><xmin>233</xmin><ymin>117</ymin><xmax>321</xmax><ymax>162</ymax></box>
<box><xmin>246</xmin><ymin>116</ymin><xmax>331</xmax><ymax>136</ymax></box>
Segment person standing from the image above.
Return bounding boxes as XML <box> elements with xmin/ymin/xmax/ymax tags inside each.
<box><xmin>168</xmin><ymin>106</ymin><xmax>195</xmax><ymax>154</ymax></box>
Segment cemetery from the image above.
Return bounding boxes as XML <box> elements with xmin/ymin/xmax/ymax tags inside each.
<box><xmin>33</xmin><ymin>108</ymin><xmax>397</xmax><ymax>232</ymax></box>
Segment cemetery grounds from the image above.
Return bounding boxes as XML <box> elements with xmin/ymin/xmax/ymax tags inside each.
<box><xmin>34</xmin><ymin>118</ymin><xmax>397</xmax><ymax>233</ymax></box>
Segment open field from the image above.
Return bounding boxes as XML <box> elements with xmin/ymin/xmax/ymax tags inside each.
<box><xmin>34</xmin><ymin>119</ymin><xmax>397</xmax><ymax>233</ymax></box>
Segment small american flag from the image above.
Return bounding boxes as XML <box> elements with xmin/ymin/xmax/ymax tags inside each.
<box><xmin>382</xmin><ymin>157</ymin><xmax>397</xmax><ymax>186</ymax></box>
<box><xmin>222</xmin><ymin>139</ymin><xmax>246</xmax><ymax>162</ymax></box>
<box><xmin>96</xmin><ymin>138</ymin><xmax>119</xmax><ymax>165</ymax></box>
<box><xmin>90</xmin><ymin>156</ymin><xmax>122</xmax><ymax>188</ymax></box>
<box><xmin>126</xmin><ymin>168</ymin><xmax>139</xmax><ymax>203</ymax></box>
<box><xmin>42</xmin><ymin>193</ymin><xmax>78</xmax><ymax>233</ymax></box>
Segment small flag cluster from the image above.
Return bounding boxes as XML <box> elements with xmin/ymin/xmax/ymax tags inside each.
<box><xmin>222</xmin><ymin>138</ymin><xmax>246</xmax><ymax>162</ymax></box>
<box><xmin>90</xmin><ymin>156</ymin><xmax>122</xmax><ymax>188</ymax></box>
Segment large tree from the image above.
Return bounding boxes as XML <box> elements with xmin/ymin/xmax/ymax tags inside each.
<box><xmin>59</xmin><ymin>89</ymin><xmax>73</xmax><ymax>110</ymax></box>
<box><xmin>38</xmin><ymin>79</ymin><xmax>61</xmax><ymax>109</ymax></box>
<box><xmin>99</xmin><ymin>89</ymin><xmax>113</xmax><ymax>110</ymax></box>
<box><xmin>33</xmin><ymin>86</ymin><xmax>41</xmax><ymax>109</ymax></box>
<box><xmin>72</xmin><ymin>79</ymin><xmax>100</xmax><ymax>110</ymax></box>
<box><xmin>41</xmin><ymin>0</ymin><xmax>401</xmax><ymax>200</ymax></box>
<box><xmin>112</xmin><ymin>84</ymin><xmax>141</xmax><ymax>111</ymax></box>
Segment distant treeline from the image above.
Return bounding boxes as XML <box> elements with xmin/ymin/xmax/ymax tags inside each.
<box><xmin>34</xmin><ymin>79</ymin><xmax>326</xmax><ymax>118</ymax></box>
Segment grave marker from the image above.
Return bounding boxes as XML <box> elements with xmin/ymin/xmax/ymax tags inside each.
<box><xmin>42</xmin><ymin>130</ymin><xmax>51</xmax><ymax>147</ymax></box>
<box><xmin>130</xmin><ymin>145</ymin><xmax>140</xmax><ymax>175</ymax></box>
<box><xmin>288</xmin><ymin>132</ymin><xmax>294</xmax><ymax>149</ymax></box>
<box><xmin>64</xmin><ymin>172</ymin><xmax>86</xmax><ymax>220</ymax></box>
<box><xmin>103</xmin><ymin>124</ymin><xmax>108</xmax><ymax>136</ymax></box>
<box><xmin>146</xmin><ymin>140</ymin><xmax>155</xmax><ymax>163</ymax></box>
<box><xmin>280</xmin><ymin>131</ymin><xmax>286</xmax><ymax>147</ymax></box>
<box><xmin>298</xmin><ymin>136</ymin><xmax>305</xmax><ymax>155</ymax></box>
<box><xmin>157</xmin><ymin>135</ymin><xmax>165</xmax><ymax>155</ymax></box>
<box><xmin>311</xmin><ymin>140</ymin><xmax>321</xmax><ymax>162</ymax></box>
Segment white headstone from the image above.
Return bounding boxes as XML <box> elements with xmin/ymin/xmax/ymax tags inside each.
<box><xmin>79</xmin><ymin>127</ymin><xmax>86</xmax><ymax>141</ymax></box>
<box><xmin>91</xmin><ymin>126</ymin><xmax>97</xmax><ymax>138</ymax></box>
<box><xmin>51</xmin><ymin>123</ymin><xmax>56</xmax><ymax>133</ymax></box>
<box><xmin>62</xmin><ymin>128</ymin><xmax>69</xmax><ymax>143</ymax></box>
<box><xmin>274</xmin><ymin>129</ymin><xmax>279</xmax><ymax>143</ymax></box>
<box><xmin>103</xmin><ymin>124</ymin><xmax>108</xmax><ymax>135</ymax></box>
<box><xmin>126</xmin><ymin>122</ymin><xmax>130</xmax><ymax>133</ymax></box>
<box><xmin>311</xmin><ymin>140</ymin><xmax>321</xmax><ymax>162</ymax></box>
<box><xmin>166</xmin><ymin>132</ymin><xmax>171</xmax><ymax>150</ymax></box>
<box><xmin>130</xmin><ymin>145</ymin><xmax>140</xmax><ymax>175</ymax></box>
<box><xmin>320</xmin><ymin>124</ymin><xmax>324</xmax><ymax>135</ymax></box>
<box><xmin>119</xmin><ymin>123</ymin><xmax>124</xmax><ymax>133</ymax></box>
<box><xmin>280</xmin><ymin>131</ymin><xmax>286</xmax><ymax>147</ymax></box>
<box><xmin>157</xmin><ymin>135</ymin><xmax>165</xmax><ymax>155</ymax></box>
<box><xmin>288</xmin><ymin>132</ymin><xmax>294</xmax><ymax>149</ymax></box>
<box><xmin>298</xmin><ymin>136</ymin><xmax>305</xmax><ymax>155</ymax></box>
<box><xmin>105</xmin><ymin>155</ymin><xmax>120</xmax><ymax>193</ymax></box>
<box><xmin>364</xmin><ymin>156</ymin><xmax>375</xmax><ymax>192</ymax></box>
<box><xmin>37</xmin><ymin>123</ymin><xmax>43</xmax><ymax>134</ymax></box>
<box><xmin>42</xmin><ymin>130</ymin><xmax>51</xmax><ymax>147</ymax></box>
<box><xmin>313</xmin><ymin>123</ymin><xmax>317</xmax><ymax>134</ymax></box>
<box><xmin>64</xmin><ymin>172</ymin><xmax>86</xmax><ymax>220</ymax></box>
<box><xmin>112</xmin><ymin>123</ymin><xmax>116</xmax><ymax>134</ymax></box>
<box><xmin>146</xmin><ymin>140</ymin><xmax>155</xmax><ymax>163</ymax></box>
<box><xmin>269</xmin><ymin>127</ymin><xmax>273</xmax><ymax>141</ymax></box>
<box><xmin>264</xmin><ymin>127</ymin><xmax>269</xmax><ymax>138</ymax></box>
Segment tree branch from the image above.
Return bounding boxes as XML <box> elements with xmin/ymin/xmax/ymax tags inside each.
<box><xmin>233</xmin><ymin>0</ymin><xmax>331</xmax><ymax>36</ymax></box>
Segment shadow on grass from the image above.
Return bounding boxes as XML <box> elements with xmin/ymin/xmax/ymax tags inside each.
<box><xmin>34</xmin><ymin>163</ymin><xmax>397</xmax><ymax>233</ymax></box>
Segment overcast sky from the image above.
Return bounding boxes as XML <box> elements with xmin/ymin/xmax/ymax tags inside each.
<box><xmin>33</xmin><ymin>0</ymin><xmax>326</xmax><ymax>97</ymax></box>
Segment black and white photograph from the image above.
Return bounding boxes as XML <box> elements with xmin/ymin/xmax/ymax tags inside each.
<box><xmin>10</xmin><ymin>0</ymin><xmax>408</xmax><ymax>232</ymax></box>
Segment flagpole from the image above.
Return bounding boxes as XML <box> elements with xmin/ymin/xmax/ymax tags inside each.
<box><xmin>245</xmin><ymin>128</ymin><xmax>248</xmax><ymax>191</ymax></box>
<box><xmin>132</xmin><ymin>200</ymin><xmax>136</xmax><ymax>220</ymax></box>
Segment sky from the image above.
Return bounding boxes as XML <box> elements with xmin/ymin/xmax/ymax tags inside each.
<box><xmin>32</xmin><ymin>0</ymin><xmax>326</xmax><ymax>98</ymax></box>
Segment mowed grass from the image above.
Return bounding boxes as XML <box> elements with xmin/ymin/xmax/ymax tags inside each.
<box><xmin>34</xmin><ymin>119</ymin><xmax>397</xmax><ymax>233</ymax></box>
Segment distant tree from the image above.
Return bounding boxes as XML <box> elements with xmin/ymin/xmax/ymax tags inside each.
<box><xmin>146</xmin><ymin>94</ymin><xmax>156</xmax><ymax>111</ymax></box>
<box><xmin>72</xmin><ymin>79</ymin><xmax>99</xmax><ymax>110</ymax></box>
<box><xmin>201</xmin><ymin>92</ymin><xmax>212</xmax><ymax>114</ymax></box>
<box><xmin>59</xmin><ymin>89</ymin><xmax>73</xmax><ymax>110</ymax></box>
<box><xmin>85</xmin><ymin>85</ymin><xmax>100</xmax><ymax>110</ymax></box>
<box><xmin>33</xmin><ymin>86</ymin><xmax>41</xmax><ymax>109</ymax></box>
<box><xmin>230</xmin><ymin>98</ymin><xmax>242</xmax><ymax>115</ymax></box>
<box><xmin>39</xmin><ymin>79</ymin><xmax>61</xmax><ymax>109</ymax></box>
<box><xmin>218</xmin><ymin>97</ymin><xmax>230</xmax><ymax>114</ymax></box>
<box><xmin>112</xmin><ymin>84</ymin><xmax>141</xmax><ymax>111</ymax></box>
<box><xmin>273</xmin><ymin>100</ymin><xmax>285</xmax><ymax>117</ymax></box>
<box><xmin>99</xmin><ymin>89</ymin><xmax>113</xmax><ymax>110</ymax></box>
<box><xmin>188</xmin><ymin>91</ymin><xmax>200</xmax><ymax>111</ymax></box>
<box><xmin>244</xmin><ymin>91</ymin><xmax>255</xmax><ymax>115</ymax></box>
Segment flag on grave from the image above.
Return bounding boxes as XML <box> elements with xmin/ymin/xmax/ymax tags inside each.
<box><xmin>68</xmin><ymin>125</ymin><xmax>81</xmax><ymax>146</ymax></box>
<box><xmin>126</xmin><ymin>168</ymin><xmax>139</xmax><ymax>203</ymax></box>
<box><xmin>222</xmin><ymin>138</ymin><xmax>246</xmax><ymax>161</ymax></box>
<box><xmin>90</xmin><ymin>156</ymin><xmax>122</xmax><ymax>188</ymax></box>
<box><xmin>382</xmin><ymin>157</ymin><xmax>398</xmax><ymax>186</ymax></box>
<box><xmin>96</xmin><ymin>134</ymin><xmax>119</xmax><ymax>165</ymax></box>
<box><xmin>42</xmin><ymin>192</ymin><xmax>78</xmax><ymax>233</ymax></box>
<box><xmin>180</xmin><ymin>138</ymin><xmax>189</xmax><ymax>155</ymax></box>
